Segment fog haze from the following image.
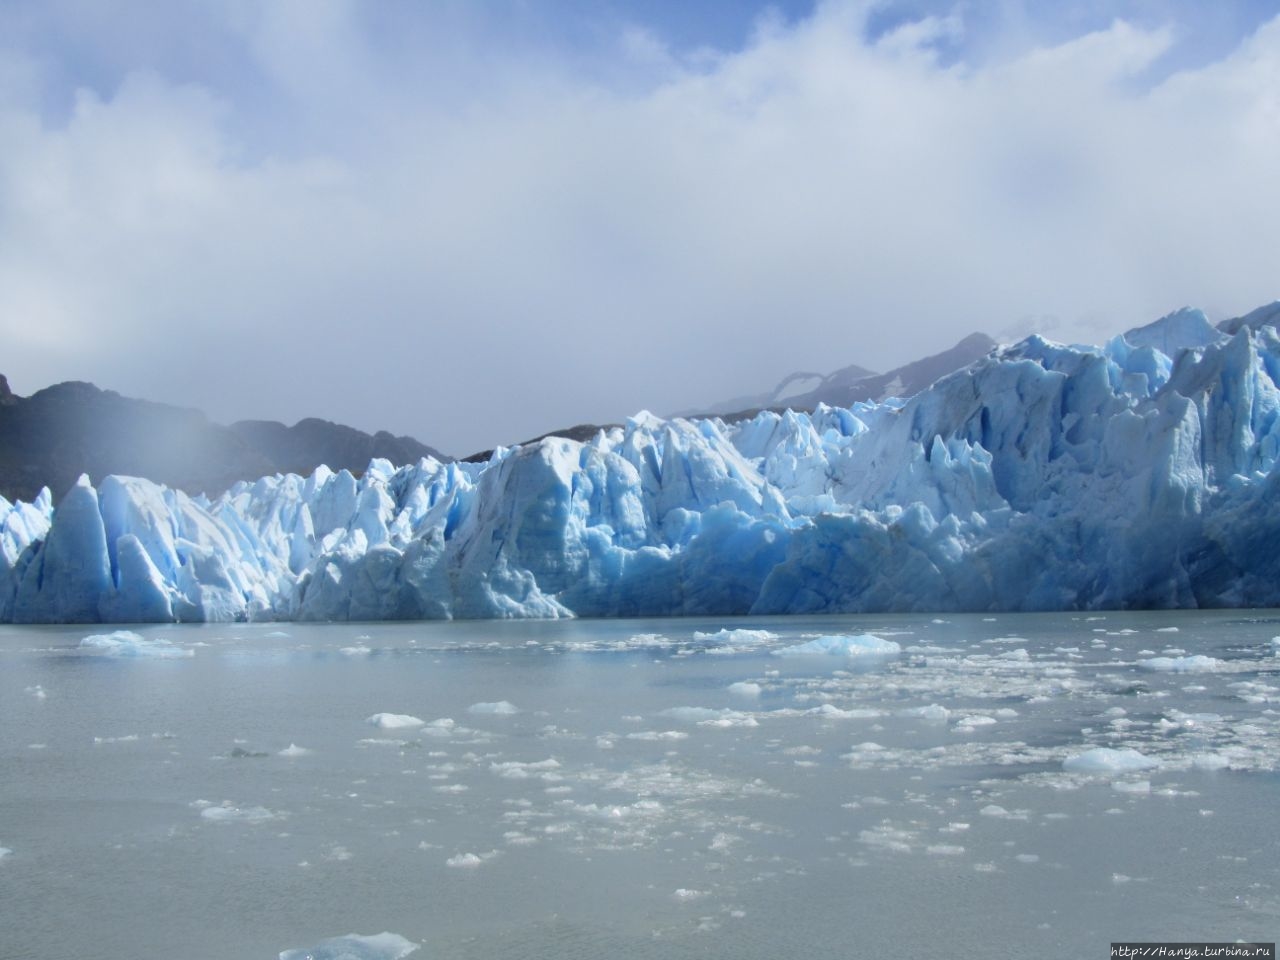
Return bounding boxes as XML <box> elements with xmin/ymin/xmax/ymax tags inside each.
<box><xmin>1</xmin><ymin>0</ymin><xmax>1277</xmax><ymax>456</ymax></box>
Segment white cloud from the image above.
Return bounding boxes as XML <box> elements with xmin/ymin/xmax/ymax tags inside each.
<box><xmin>0</xmin><ymin>2</ymin><xmax>1276</xmax><ymax>456</ymax></box>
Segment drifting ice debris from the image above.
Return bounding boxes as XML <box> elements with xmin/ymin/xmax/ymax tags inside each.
<box><xmin>774</xmin><ymin>634</ymin><xmax>901</xmax><ymax>657</ymax></box>
<box><xmin>467</xmin><ymin>700</ymin><xmax>519</xmax><ymax>715</ymax></box>
<box><xmin>1138</xmin><ymin>655</ymin><xmax>1222</xmax><ymax>673</ymax></box>
<box><xmin>1063</xmin><ymin>747</ymin><xmax>1161</xmax><ymax>774</ymax></box>
<box><xmin>278</xmin><ymin>931</ymin><xmax>419</xmax><ymax>960</ymax></box>
<box><xmin>78</xmin><ymin>630</ymin><xmax>192</xmax><ymax>658</ymax></box>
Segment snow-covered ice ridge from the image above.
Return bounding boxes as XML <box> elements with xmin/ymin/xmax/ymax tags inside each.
<box><xmin>4</xmin><ymin>304</ymin><xmax>1280</xmax><ymax>623</ymax></box>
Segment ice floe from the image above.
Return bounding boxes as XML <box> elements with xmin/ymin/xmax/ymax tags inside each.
<box><xmin>1138</xmin><ymin>655</ymin><xmax>1222</xmax><ymax>672</ymax></box>
<box><xmin>1063</xmin><ymin>748</ymin><xmax>1160</xmax><ymax>774</ymax></box>
<box><xmin>446</xmin><ymin>850</ymin><xmax>499</xmax><ymax>868</ymax></box>
<box><xmin>661</xmin><ymin>706</ymin><xmax>758</xmax><ymax>728</ymax></box>
<box><xmin>774</xmin><ymin>634</ymin><xmax>901</xmax><ymax>658</ymax></box>
<box><xmin>279</xmin><ymin>931</ymin><xmax>419</xmax><ymax>960</ymax></box>
<box><xmin>467</xmin><ymin>700</ymin><xmax>519</xmax><ymax>715</ymax></box>
<box><xmin>198</xmin><ymin>802</ymin><xmax>279</xmax><ymax>823</ymax></box>
<box><xmin>79</xmin><ymin>630</ymin><xmax>192</xmax><ymax>658</ymax></box>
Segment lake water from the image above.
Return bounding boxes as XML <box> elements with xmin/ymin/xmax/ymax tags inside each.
<box><xmin>1</xmin><ymin>611</ymin><xmax>1278</xmax><ymax>959</ymax></box>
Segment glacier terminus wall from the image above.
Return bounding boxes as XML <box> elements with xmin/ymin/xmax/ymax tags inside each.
<box><xmin>3</xmin><ymin>304</ymin><xmax>1280</xmax><ymax>623</ymax></box>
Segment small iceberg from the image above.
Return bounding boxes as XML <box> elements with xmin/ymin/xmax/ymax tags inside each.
<box><xmin>199</xmin><ymin>804</ymin><xmax>277</xmax><ymax>823</ymax></box>
<box><xmin>279</xmin><ymin>931</ymin><xmax>419</xmax><ymax>960</ymax></box>
<box><xmin>467</xmin><ymin>701</ymin><xmax>519</xmax><ymax>715</ymax></box>
<box><xmin>1137</xmin><ymin>655</ymin><xmax>1222</xmax><ymax>673</ymax></box>
<box><xmin>365</xmin><ymin>713</ymin><xmax>425</xmax><ymax>729</ymax></box>
<box><xmin>79</xmin><ymin>630</ymin><xmax>192</xmax><ymax>659</ymax></box>
<box><xmin>693</xmin><ymin>628</ymin><xmax>777</xmax><ymax>644</ymax></box>
<box><xmin>1063</xmin><ymin>747</ymin><xmax>1160</xmax><ymax>774</ymax></box>
<box><xmin>774</xmin><ymin>634</ymin><xmax>901</xmax><ymax>658</ymax></box>
<box><xmin>446</xmin><ymin>850</ymin><xmax>500</xmax><ymax>868</ymax></box>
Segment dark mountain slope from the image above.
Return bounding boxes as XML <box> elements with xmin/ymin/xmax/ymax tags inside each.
<box><xmin>0</xmin><ymin>375</ymin><xmax>445</xmax><ymax>503</ymax></box>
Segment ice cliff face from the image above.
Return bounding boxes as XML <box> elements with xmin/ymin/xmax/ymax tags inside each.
<box><xmin>3</xmin><ymin>305</ymin><xmax>1280</xmax><ymax>623</ymax></box>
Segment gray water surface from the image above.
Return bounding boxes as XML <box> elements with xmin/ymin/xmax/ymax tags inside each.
<box><xmin>1</xmin><ymin>612</ymin><xmax>1278</xmax><ymax>959</ymax></box>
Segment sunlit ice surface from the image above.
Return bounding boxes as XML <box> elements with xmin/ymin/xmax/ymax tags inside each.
<box><xmin>1</xmin><ymin>611</ymin><xmax>1278</xmax><ymax>958</ymax></box>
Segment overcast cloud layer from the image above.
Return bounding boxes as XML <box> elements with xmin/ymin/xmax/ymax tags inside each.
<box><xmin>1</xmin><ymin>0</ymin><xmax>1277</xmax><ymax>456</ymax></box>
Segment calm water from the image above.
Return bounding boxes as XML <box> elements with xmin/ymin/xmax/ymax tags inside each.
<box><xmin>1</xmin><ymin>612</ymin><xmax>1278</xmax><ymax>959</ymax></box>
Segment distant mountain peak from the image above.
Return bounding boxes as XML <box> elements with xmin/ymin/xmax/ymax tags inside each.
<box><xmin>681</xmin><ymin>331</ymin><xmax>996</xmax><ymax>422</ymax></box>
<box><xmin>1218</xmin><ymin>300</ymin><xmax>1280</xmax><ymax>337</ymax></box>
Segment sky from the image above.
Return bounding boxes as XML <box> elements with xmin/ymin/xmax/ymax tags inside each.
<box><xmin>0</xmin><ymin>0</ymin><xmax>1277</xmax><ymax>457</ymax></box>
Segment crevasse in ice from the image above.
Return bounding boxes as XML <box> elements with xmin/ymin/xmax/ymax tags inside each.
<box><xmin>3</xmin><ymin>304</ymin><xmax>1280</xmax><ymax>622</ymax></box>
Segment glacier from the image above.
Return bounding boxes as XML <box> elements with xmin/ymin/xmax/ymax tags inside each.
<box><xmin>3</xmin><ymin>303</ymin><xmax>1280</xmax><ymax>623</ymax></box>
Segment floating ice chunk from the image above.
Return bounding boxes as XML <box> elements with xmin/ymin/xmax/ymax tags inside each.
<box><xmin>858</xmin><ymin>823</ymin><xmax>915</xmax><ymax>853</ymax></box>
<box><xmin>661</xmin><ymin>706</ymin><xmax>758</xmax><ymax>727</ymax></box>
<box><xmin>626</xmin><ymin>730</ymin><xmax>688</xmax><ymax>741</ymax></box>
<box><xmin>0</xmin><ymin>846</ymin><xmax>10</xmax><ymax>860</ymax></box>
<box><xmin>79</xmin><ymin>631</ymin><xmax>192</xmax><ymax>659</ymax></box>
<box><xmin>420</xmin><ymin>718</ymin><xmax>457</xmax><ymax>737</ymax></box>
<box><xmin>340</xmin><ymin>645</ymin><xmax>372</xmax><ymax>656</ymax></box>
<box><xmin>672</xmin><ymin>888</ymin><xmax>707</xmax><ymax>900</ymax></box>
<box><xmin>25</xmin><ymin>685</ymin><xmax>46</xmax><ymax>700</ymax></box>
<box><xmin>490</xmin><ymin>758</ymin><xmax>560</xmax><ymax>779</ymax></box>
<box><xmin>1063</xmin><ymin>747</ymin><xmax>1160</xmax><ymax>774</ymax></box>
<box><xmin>693</xmin><ymin>629</ymin><xmax>777</xmax><ymax>644</ymax></box>
<box><xmin>278</xmin><ymin>744</ymin><xmax>313</xmax><ymax>757</ymax></box>
<box><xmin>812</xmin><ymin>703</ymin><xmax>883</xmax><ymax>719</ymax></box>
<box><xmin>366</xmin><ymin>713</ymin><xmax>425</xmax><ymax>729</ymax></box>
<box><xmin>468</xmin><ymin>701</ymin><xmax>519</xmax><ymax>715</ymax></box>
<box><xmin>565</xmin><ymin>800</ymin><xmax>665</xmax><ymax>821</ymax></box>
<box><xmin>927</xmin><ymin>844</ymin><xmax>965</xmax><ymax>856</ymax></box>
<box><xmin>774</xmin><ymin>634</ymin><xmax>901</xmax><ymax>658</ymax></box>
<box><xmin>899</xmin><ymin>703</ymin><xmax>950</xmax><ymax>721</ymax></box>
<box><xmin>446</xmin><ymin>850</ymin><xmax>499</xmax><ymax>868</ymax></box>
<box><xmin>1138</xmin><ymin>655</ymin><xmax>1222</xmax><ymax>672</ymax></box>
<box><xmin>1191</xmin><ymin>753</ymin><xmax>1231</xmax><ymax>771</ymax></box>
<box><xmin>729</xmin><ymin>682</ymin><xmax>762</xmax><ymax>698</ymax></box>
<box><xmin>954</xmin><ymin>715</ymin><xmax>997</xmax><ymax>729</ymax></box>
<box><xmin>200</xmin><ymin>803</ymin><xmax>277</xmax><ymax>823</ymax></box>
<box><xmin>279</xmin><ymin>931</ymin><xmax>419</xmax><ymax>960</ymax></box>
<box><xmin>709</xmin><ymin>832</ymin><xmax>739</xmax><ymax>852</ymax></box>
<box><xmin>1112</xmin><ymin>780</ymin><xmax>1151</xmax><ymax>794</ymax></box>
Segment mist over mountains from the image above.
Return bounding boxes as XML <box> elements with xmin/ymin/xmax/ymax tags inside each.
<box><xmin>1</xmin><ymin>331</ymin><xmax>999</xmax><ymax>499</ymax></box>
<box><xmin>0</xmin><ymin>376</ymin><xmax>443</xmax><ymax>504</ymax></box>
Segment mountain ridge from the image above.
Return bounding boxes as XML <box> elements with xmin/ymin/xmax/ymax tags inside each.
<box><xmin>0</xmin><ymin>377</ymin><xmax>447</xmax><ymax>504</ymax></box>
<box><xmin>675</xmin><ymin>331</ymin><xmax>998</xmax><ymax>423</ymax></box>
